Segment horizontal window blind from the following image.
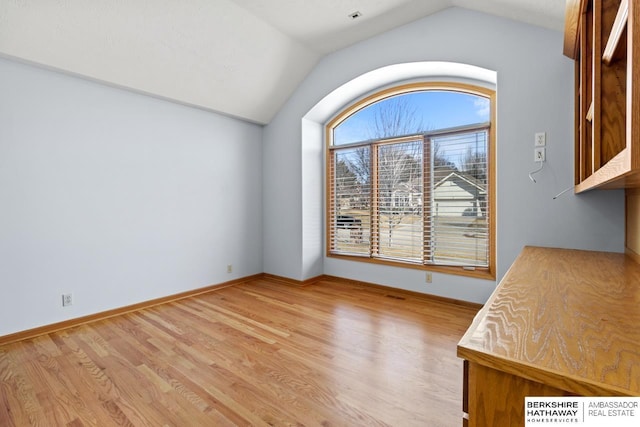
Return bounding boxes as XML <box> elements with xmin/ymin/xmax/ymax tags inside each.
<box><xmin>430</xmin><ymin>129</ymin><xmax>489</xmax><ymax>267</ymax></box>
<box><xmin>329</xmin><ymin>147</ymin><xmax>371</xmax><ymax>256</ymax></box>
<box><xmin>374</xmin><ymin>139</ymin><xmax>424</xmax><ymax>263</ymax></box>
<box><xmin>329</xmin><ymin>125</ymin><xmax>489</xmax><ymax>269</ymax></box>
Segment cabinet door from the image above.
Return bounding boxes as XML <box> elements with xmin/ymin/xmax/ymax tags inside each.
<box><xmin>568</xmin><ymin>0</ymin><xmax>636</xmax><ymax>191</ymax></box>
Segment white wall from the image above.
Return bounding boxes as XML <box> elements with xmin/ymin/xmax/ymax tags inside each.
<box><xmin>262</xmin><ymin>7</ymin><xmax>625</xmax><ymax>303</ymax></box>
<box><xmin>0</xmin><ymin>57</ymin><xmax>263</xmax><ymax>336</ymax></box>
<box><xmin>0</xmin><ymin>7</ymin><xmax>626</xmax><ymax>337</ymax></box>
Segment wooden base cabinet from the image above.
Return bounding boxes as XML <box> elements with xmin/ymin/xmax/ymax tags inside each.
<box><xmin>463</xmin><ymin>362</ymin><xmax>571</xmax><ymax>427</ymax></box>
<box><xmin>458</xmin><ymin>247</ymin><xmax>640</xmax><ymax>427</ymax></box>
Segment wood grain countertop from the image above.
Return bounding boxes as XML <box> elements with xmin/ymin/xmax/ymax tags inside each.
<box><xmin>457</xmin><ymin>246</ymin><xmax>640</xmax><ymax>396</ymax></box>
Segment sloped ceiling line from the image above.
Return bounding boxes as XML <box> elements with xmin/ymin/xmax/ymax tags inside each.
<box><xmin>0</xmin><ymin>0</ymin><xmax>564</xmax><ymax>124</ymax></box>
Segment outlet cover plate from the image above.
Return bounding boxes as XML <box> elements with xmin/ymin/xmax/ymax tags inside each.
<box><xmin>62</xmin><ymin>293</ymin><xmax>73</xmax><ymax>307</ymax></box>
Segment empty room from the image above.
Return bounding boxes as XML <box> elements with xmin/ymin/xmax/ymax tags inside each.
<box><xmin>1</xmin><ymin>0</ymin><xmax>638</xmax><ymax>426</ymax></box>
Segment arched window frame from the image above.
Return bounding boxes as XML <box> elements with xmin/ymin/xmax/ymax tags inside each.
<box><xmin>325</xmin><ymin>82</ymin><xmax>496</xmax><ymax>280</ymax></box>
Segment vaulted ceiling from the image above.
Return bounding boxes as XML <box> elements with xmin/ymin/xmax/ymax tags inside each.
<box><xmin>0</xmin><ymin>1</ymin><xmax>565</xmax><ymax>124</ymax></box>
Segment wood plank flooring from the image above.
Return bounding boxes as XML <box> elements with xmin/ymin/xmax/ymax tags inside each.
<box><xmin>0</xmin><ymin>277</ymin><xmax>479</xmax><ymax>426</ymax></box>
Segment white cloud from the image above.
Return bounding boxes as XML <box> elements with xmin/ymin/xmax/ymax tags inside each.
<box><xmin>474</xmin><ymin>98</ymin><xmax>490</xmax><ymax>118</ymax></box>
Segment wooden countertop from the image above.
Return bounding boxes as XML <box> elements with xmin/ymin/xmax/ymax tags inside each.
<box><xmin>458</xmin><ymin>246</ymin><xmax>640</xmax><ymax>396</ymax></box>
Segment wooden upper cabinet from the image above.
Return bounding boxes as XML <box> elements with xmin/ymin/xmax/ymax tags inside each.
<box><xmin>564</xmin><ymin>0</ymin><xmax>640</xmax><ymax>191</ymax></box>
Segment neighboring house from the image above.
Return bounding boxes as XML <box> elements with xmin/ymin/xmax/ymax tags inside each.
<box><xmin>385</xmin><ymin>170</ymin><xmax>486</xmax><ymax>218</ymax></box>
<box><xmin>390</xmin><ymin>178</ymin><xmax>423</xmax><ymax>210</ymax></box>
<box><xmin>433</xmin><ymin>171</ymin><xmax>486</xmax><ymax>217</ymax></box>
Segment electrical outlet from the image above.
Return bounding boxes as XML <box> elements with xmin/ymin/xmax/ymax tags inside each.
<box><xmin>426</xmin><ymin>272</ymin><xmax>432</xmax><ymax>283</ymax></box>
<box><xmin>227</xmin><ymin>264</ymin><xmax>233</xmax><ymax>273</ymax></box>
<box><xmin>534</xmin><ymin>147</ymin><xmax>546</xmax><ymax>162</ymax></box>
<box><xmin>62</xmin><ymin>293</ymin><xmax>73</xmax><ymax>307</ymax></box>
<box><xmin>535</xmin><ymin>132</ymin><xmax>546</xmax><ymax>147</ymax></box>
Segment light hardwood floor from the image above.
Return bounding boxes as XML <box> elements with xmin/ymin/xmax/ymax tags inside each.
<box><xmin>0</xmin><ymin>277</ymin><xmax>478</xmax><ymax>426</ymax></box>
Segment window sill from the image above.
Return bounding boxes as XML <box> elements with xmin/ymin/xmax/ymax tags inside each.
<box><xmin>327</xmin><ymin>253</ymin><xmax>496</xmax><ymax>281</ymax></box>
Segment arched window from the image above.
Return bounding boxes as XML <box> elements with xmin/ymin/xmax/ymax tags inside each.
<box><xmin>326</xmin><ymin>82</ymin><xmax>495</xmax><ymax>278</ymax></box>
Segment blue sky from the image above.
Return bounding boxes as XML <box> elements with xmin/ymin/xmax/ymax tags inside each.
<box><xmin>334</xmin><ymin>90</ymin><xmax>490</xmax><ymax>145</ymax></box>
